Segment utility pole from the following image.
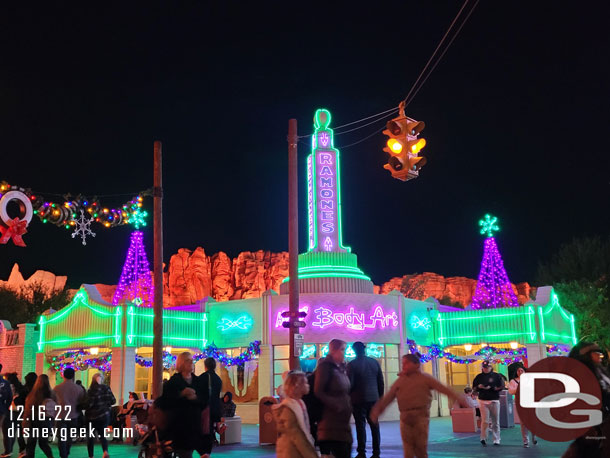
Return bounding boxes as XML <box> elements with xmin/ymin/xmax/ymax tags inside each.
<box><xmin>152</xmin><ymin>141</ymin><xmax>164</xmax><ymax>398</ymax></box>
<box><xmin>288</xmin><ymin>119</ymin><xmax>300</xmax><ymax>371</ymax></box>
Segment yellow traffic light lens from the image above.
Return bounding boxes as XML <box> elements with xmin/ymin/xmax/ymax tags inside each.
<box><xmin>410</xmin><ymin>138</ymin><xmax>426</xmax><ymax>154</ymax></box>
<box><xmin>387</xmin><ymin>139</ymin><xmax>403</xmax><ymax>154</ymax></box>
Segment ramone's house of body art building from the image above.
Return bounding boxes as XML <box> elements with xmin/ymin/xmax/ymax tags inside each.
<box><xmin>4</xmin><ymin>109</ymin><xmax>577</xmax><ymax>424</ymax></box>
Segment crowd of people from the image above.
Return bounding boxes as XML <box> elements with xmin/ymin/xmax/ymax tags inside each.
<box><xmin>0</xmin><ymin>354</ymin><xmax>237</xmax><ymax>458</ymax></box>
<box><xmin>2</xmin><ymin>337</ymin><xmax>609</xmax><ymax>458</ymax></box>
<box><xmin>278</xmin><ymin>338</ymin><xmax>610</xmax><ymax>458</ymax></box>
<box><xmin>276</xmin><ymin>339</ymin><xmax>467</xmax><ymax>458</ymax></box>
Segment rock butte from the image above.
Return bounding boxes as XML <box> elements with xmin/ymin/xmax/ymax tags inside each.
<box><xmin>2</xmin><ymin>249</ymin><xmax>533</xmax><ymax>308</ymax></box>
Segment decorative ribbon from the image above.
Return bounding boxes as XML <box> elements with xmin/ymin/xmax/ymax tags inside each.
<box><xmin>0</xmin><ymin>217</ymin><xmax>28</xmax><ymax>247</ymax></box>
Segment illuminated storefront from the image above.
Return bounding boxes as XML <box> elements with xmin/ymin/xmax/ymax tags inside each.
<box><xmin>29</xmin><ymin>109</ymin><xmax>578</xmax><ymax>423</ymax></box>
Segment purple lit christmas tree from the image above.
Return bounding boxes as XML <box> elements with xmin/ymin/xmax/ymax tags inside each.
<box><xmin>112</xmin><ymin>230</ymin><xmax>153</xmax><ymax>307</ymax></box>
<box><xmin>470</xmin><ymin>214</ymin><xmax>519</xmax><ymax>309</ymax></box>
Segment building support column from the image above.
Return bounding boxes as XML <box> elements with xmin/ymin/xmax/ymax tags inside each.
<box><xmin>257</xmin><ymin>344</ymin><xmax>273</xmax><ymax>399</ymax></box>
<box><xmin>110</xmin><ymin>346</ymin><xmax>136</xmax><ymax>405</ymax></box>
<box><xmin>525</xmin><ymin>343</ymin><xmax>546</xmax><ymax>366</ymax></box>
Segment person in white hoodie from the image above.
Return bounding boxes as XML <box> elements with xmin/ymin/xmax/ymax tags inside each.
<box><xmin>273</xmin><ymin>371</ymin><xmax>318</xmax><ymax>458</ymax></box>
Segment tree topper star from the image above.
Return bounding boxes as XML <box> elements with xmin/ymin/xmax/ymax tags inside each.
<box><xmin>479</xmin><ymin>214</ymin><xmax>500</xmax><ymax>238</ymax></box>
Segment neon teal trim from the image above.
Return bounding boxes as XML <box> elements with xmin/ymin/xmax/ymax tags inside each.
<box><xmin>128</xmin><ymin>306</ymin><xmax>135</xmax><ymax>344</ymax></box>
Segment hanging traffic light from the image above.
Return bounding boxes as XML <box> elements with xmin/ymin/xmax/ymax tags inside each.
<box><xmin>382</xmin><ymin>103</ymin><xmax>427</xmax><ymax>181</ymax></box>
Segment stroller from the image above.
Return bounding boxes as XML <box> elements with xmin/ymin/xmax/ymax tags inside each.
<box><xmin>134</xmin><ymin>401</ymin><xmax>174</xmax><ymax>458</ymax></box>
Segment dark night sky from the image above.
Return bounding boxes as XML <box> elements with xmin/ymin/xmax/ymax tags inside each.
<box><xmin>1</xmin><ymin>1</ymin><xmax>609</xmax><ymax>289</ymax></box>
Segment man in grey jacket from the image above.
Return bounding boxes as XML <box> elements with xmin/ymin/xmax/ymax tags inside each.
<box><xmin>54</xmin><ymin>368</ymin><xmax>85</xmax><ymax>458</ymax></box>
<box><xmin>347</xmin><ymin>342</ymin><xmax>384</xmax><ymax>458</ymax></box>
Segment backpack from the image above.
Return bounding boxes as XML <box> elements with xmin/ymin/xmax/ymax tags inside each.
<box><xmin>302</xmin><ymin>371</ymin><xmax>324</xmax><ymax>423</ymax></box>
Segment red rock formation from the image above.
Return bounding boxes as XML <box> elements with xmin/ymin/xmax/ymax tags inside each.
<box><xmin>5</xmin><ymin>251</ymin><xmax>534</xmax><ymax>309</ymax></box>
<box><xmin>0</xmin><ymin>264</ymin><xmax>67</xmax><ymax>299</ymax></box>
<box><xmin>376</xmin><ymin>272</ymin><xmax>534</xmax><ymax>308</ymax></box>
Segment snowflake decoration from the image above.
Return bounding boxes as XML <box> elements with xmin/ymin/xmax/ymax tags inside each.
<box><xmin>479</xmin><ymin>213</ymin><xmax>499</xmax><ymax>238</ymax></box>
<box><xmin>71</xmin><ymin>210</ymin><xmax>96</xmax><ymax>245</ymax></box>
<box><xmin>128</xmin><ymin>202</ymin><xmax>148</xmax><ymax>229</ymax></box>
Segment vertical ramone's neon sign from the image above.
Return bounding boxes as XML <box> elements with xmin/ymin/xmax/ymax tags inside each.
<box><xmin>308</xmin><ymin>109</ymin><xmax>348</xmax><ymax>253</ymax></box>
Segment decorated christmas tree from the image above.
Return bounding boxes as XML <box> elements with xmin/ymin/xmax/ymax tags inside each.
<box><xmin>112</xmin><ymin>230</ymin><xmax>153</xmax><ymax>307</ymax></box>
<box><xmin>470</xmin><ymin>214</ymin><xmax>519</xmax><ymax>309</ymax></box>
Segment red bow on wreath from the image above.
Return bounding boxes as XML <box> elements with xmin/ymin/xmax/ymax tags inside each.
<box><xmin>0</xmin><ymin>217</ymin><xmax>28</xmax><ymax>247</ymax></box>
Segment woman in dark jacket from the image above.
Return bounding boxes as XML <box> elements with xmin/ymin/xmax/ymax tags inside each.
<box><xmin>156</xmin><ymin>352</ymin><xmax>205</xmax><ymax>458</ymax></box>
<box><xmin>314</xmin><ymin>339</ymin><xmax>352</xmax><ymax>458</ymax></box>
<box><xmin>197</xmin><ymin>357</ymin><xmax>222</xmax><ymax>457</ymax></box>
<box><xmin>85</xmin><ymin>373</ymin><xmax>116</xmax><ymax>458</ymax></box>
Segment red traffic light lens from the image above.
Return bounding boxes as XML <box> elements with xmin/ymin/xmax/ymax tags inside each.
<box><xmin>386</xmin><ymin>120</ymin><xmax>403</xmax><ymax>136</ymax></box>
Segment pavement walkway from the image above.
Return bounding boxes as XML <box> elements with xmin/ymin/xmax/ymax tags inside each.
<box><xmin>3</xmin><ymin>418</ymin><xmax>571</xmax><ymax>458</ymax></box>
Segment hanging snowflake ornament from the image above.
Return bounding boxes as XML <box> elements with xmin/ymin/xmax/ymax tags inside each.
<box><xmin>71</xmin><ymin>210</ymin><xmax>96</xmax><ymax>245</ymax></box>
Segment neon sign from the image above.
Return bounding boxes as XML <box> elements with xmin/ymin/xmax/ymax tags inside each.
<box><xmin>410</xmin><ymin>315</ymin><xmax>432</xmax><ymax>331</ymax></box>
<box><xmin>276</xmin><ymin>305</ymin><xmax>398</xmax><ymax>332</ymax></box>
<box><xmin>307</xmin><ymin>109</ymin><xmax>348</xmax><ymax>253</ymax></box>
<box><xmin>217</xmin><ymin>315</ymin><xmax>253</xmax><ymax>332</ymax></box>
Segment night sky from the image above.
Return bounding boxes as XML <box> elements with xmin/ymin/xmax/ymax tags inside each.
<box><xmin>1</xmin><ymin>2</ymin><xmax>609</xmax><ymax>289</ymax></box>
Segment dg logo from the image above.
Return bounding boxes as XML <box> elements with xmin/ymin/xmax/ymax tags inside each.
<box><xmin>516</xmin><ymin>356</ymin><xmax>602</xmax><ymax>441</ymax></box>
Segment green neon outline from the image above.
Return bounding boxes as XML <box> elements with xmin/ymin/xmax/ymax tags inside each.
<box><xmin>443</xmin><ymin>332</ymin><xmax>534</xmax><ymax>341</ymax></box>
<box><xmin>440</xmin><ymin>310</ymin><xmax>534</xmax><ymax>321</ymax></box>
<box><xmin>114</xmin><ymin>307</ymin><xmax>122</xmax><ymax>345</ymax></box>
<box><xmin>570</xmin><ymin>314</ymin><xmax>577</xmax><ymax>345</ymax></box>
<box><xmin>437</xmin><ymin>313</ymin><xmax>444</xmax><ymax>346</ymax></box>
<box><xmin>284</xmin><ymin>272</ymin><xmax>371</xmax><ymax>281</ymax></box>
<box><xmin>527</xmin><ymin>306</ymin><xmax>535</xmax><ymax>340</ymax></box>
<box><xmin>436</xmin><ymin>307</ymin><xmax>536</xmax><ymax>345</ymax></box>
<box><xmin>43</xmin><ymin>335</ymin><xmax>116</xmax><ymax>345</ymax></box>
<box><xmin>127</xmin><ymin>336</ymin><xmax>205</xmax><ymax>342</ymax></box>
<box><xmin>45</xmin><ymin>290</ymin><xmax>115</xmax><ymax>324</ymax></box>
<box><xmin>538</xmin><ymin>307</ymin><xmax>545</xmax><ymax>342</ymax></box>
<box><xmin>38</xmin><ymin>315</ymin><xmax>46</xmax><ymax>351</ymax></box>
<box><xmin>308</xmin><ymin>108</ymin><xmax>350</xmax><ymax>254</ymax></box>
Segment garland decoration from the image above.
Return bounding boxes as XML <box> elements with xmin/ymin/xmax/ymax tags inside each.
<box><xmin>192</xmin><ymin>340</ymin><xmax>261</xmax><ymax>368</ymax></box>
<box><xmin>47</xmin><ymin>349</ymin><xmax>112</xmax><ymax>372</ymax></box>
<box><xmin>0</xmin><ymin>181</ymin><xmax>149</xmax><ymax>231</ymax></box>
<box><xmin>134</xmin><ymin>340</ymin><xmax>262</xmax><ymax>370</ymax></box>
<box><xmin>407</xmin><ymin>339</ymin><xmax>526</xmax><ymax>365</ymax></box>
<box><xmin>546</xmin><ymin>344</ymin><xmax>570</xmax><ymax>356</ymax></box>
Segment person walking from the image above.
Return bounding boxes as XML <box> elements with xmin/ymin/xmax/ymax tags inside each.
<box><xmin>85</xmin><ymin>373</ymin><xmax>115</xmax><ymax>458</ymax></box>
<box><xmin>24</xmin><ymin>374</ymin><xmax>56</xmax><ymax>458</ymax></box>
<box><xmin>273</xmin><ymin>371</ymin><xmax>317</xmax><ymax>458</ymax></box>
<box><xmin>2</xmin><ymin>373</ymin><xmax>24</xmax><ymax>458</ymax></box>
<box><xmin>54</xmin><ymin>368</ymin><xmax>85</xmax><ymax>458</ymax></box>
<box><xmin>472</xmin><ymin>361</ymin><xmax>504</xmax><ymax>446</ymax></box>
<box><xmin>370</xmin><ymin>354</ymin><xmax>464</xmax><ymax>458</ymax></box>
<box><xmin>12</xmin><ymin>373</ymin><xmax>36</xmax><ymax>458</ymax></box>
<box><xmin>314</xmin><ymin>339</ymin><xmax>352</xmax><ymax>458</ymax></box>
<box><xmin>347</xmin><ymin>341</ymin><xmax>384</xmax><ymax>458</ymax></box>
<box><xmin>197</xmin><ymin>357</ymin><xmax>222</xmax><ymax>457</ymax></box>
<box><xmin>157</xmin><ymin>352</ymin><xmax>205</xmax><ymax>458</ymax></box>
<box><xmin>0</xmin><ymin>366</ymin><xmax>13</xmax><ymax>458</ymax></box>
<box><xmin>507</xmin><ymin>363</ymin><xmax>536</xmax><ymax>447</ymax></box>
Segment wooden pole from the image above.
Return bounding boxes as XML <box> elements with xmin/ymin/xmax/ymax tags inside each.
<box><xmin>288</xmin><ymin>119</ymin><xmax>300</xmax><ymax>371</ymax></box>
<box><xmin>152</xmin><ymin>141</ymin><xmax>164</xmax><ymax>398</ymax></box>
